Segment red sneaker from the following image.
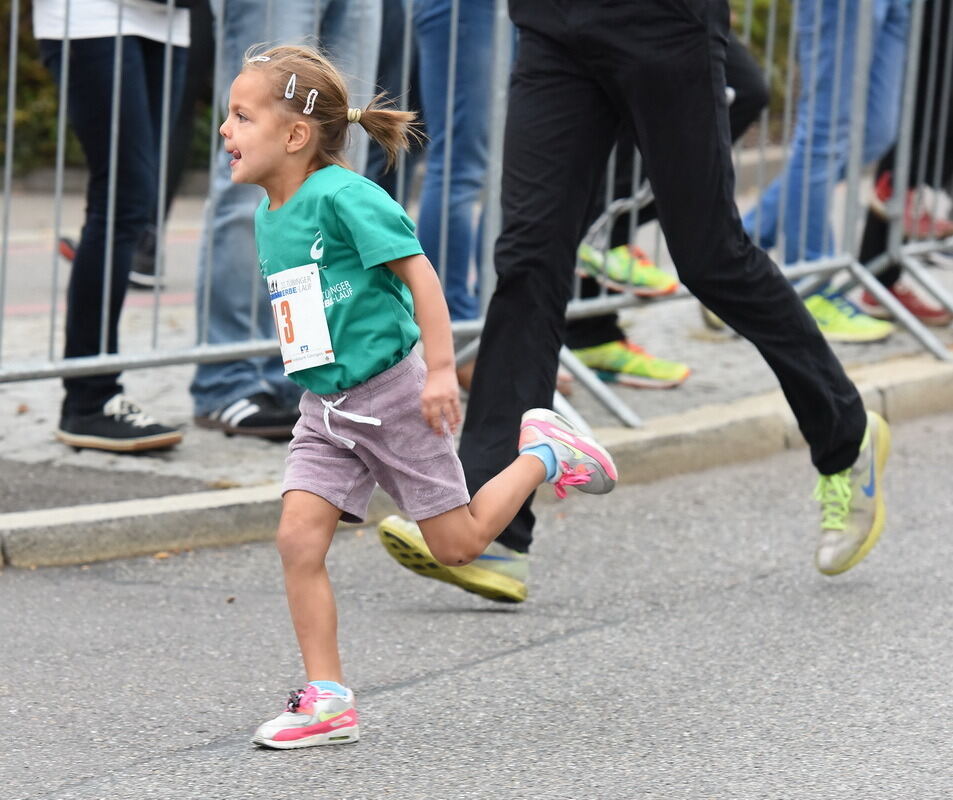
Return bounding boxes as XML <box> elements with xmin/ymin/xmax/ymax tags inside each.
<box><xmin>858</xmin><ymin>284</ymin><xmax>953</xmax><ymax>327</ymax></box>
<box><xmin>870</xmin><ymin>171</ymin><xmax>953</xmax><ymax>239</ymax></box>
<box><xmin>58</xmin><ymin>236</ymin><xmax>77</xmax><ymax>261</ymax></box>
<box><xmin>870</xmin><ymin>171</ymin><xmax>893</xmax><ymax>217</ymax></box>
<box><xmin>904</xmin><ymin>190</ymin><xmax>953</xmax><ymax>239</ymax></box>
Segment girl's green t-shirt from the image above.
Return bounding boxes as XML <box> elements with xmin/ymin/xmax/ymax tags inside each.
<box><xmin>255</xmin><ymin>165</ymin><xmax>424</xmax><ymax>395</ymax></box>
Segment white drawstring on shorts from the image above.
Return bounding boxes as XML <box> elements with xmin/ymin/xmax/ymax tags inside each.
<box><xmin>321</xmin><ymin>395</ymin><xmax>381</xmax><ymax>449</ymax></box>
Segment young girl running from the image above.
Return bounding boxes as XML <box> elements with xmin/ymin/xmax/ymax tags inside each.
<box><xmin>221</xmin><ymin>43</ymin><xmax>618</xmax><ymax>750</ymax></box>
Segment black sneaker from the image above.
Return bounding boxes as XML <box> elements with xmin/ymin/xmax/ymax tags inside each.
<box><xmin>129</xmin><ymin>225</ymin><xmax>164</xmax><ymax>290</ymax></box>
<box><xmin>194</xmin><ymin>392</ymin><xmax>299</xmax><ymax>440</ymax></box>
<box><xmin>56</xmin><ymin>394</ymin><xmax>184</xmax><ymax>452</ymax></box>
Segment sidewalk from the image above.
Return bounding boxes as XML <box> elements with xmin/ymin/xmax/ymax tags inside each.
<box><xmin>2</xmin><ymin>187</ymin><xmax>953</xmax><ymax>567</ymax></box>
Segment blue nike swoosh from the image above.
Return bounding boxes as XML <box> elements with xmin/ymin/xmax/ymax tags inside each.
<box><xmin>476</xmin><ymin>554</ymin><xmax>514</xmax><ymax>562</ymax></box>
<box><xmin>861</xmin><ymin>457</ymin><xmax>876</xmax><ymax>498</ymax></box>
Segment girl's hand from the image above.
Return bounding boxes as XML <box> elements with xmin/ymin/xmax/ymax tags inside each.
<box><xmin>421</xmin><ymin>365</ymin><xmax>461</xmax><ymax>435</ymax></box>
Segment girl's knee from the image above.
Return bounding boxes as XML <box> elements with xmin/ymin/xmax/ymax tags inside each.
<box><xmin>275</xmin><ymin>510</ymin><xmax>332</xmax><ymax>568</ymax></box>
<box><xmin>426</xmin><ymin>536</ymin><xmax>484</xmax><ymax>567</ymax></box>
<box><xmin>275</xmin><ymin>523</ymin><xmax>312</xmax><ymax>563</ymax></box>
<box><xmin>418</xmin><ymin>510</ymin><xmax>487</xmax><ymax>566</ymax></box>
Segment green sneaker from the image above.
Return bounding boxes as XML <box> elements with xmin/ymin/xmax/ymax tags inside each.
<box><xmin>814</xmin><ymin>410</ymin><xmax>891</xmax><ymax>575</ymax></box>
<box><xmin>577</xmin><ymin>243</ymin><xmax>679</xmax><ymax>297</ymax></box>
<box><xmin>803</xmin><ymin>291</ymin><xmax>895</xmax><ymax>343</ymax></box>
<box><xmin>572</xmin><ymin>339</ymin><xmax>690</xmax><ymax>389</ymax></box>
<box><xmin>377</xmin><ymin>515</ymin><xmax>528</xmax><ymax>603</ymax></box>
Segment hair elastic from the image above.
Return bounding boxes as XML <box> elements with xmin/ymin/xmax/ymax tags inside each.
<box><xmin>247</xmin><ymin>55</ymin><xmax>270</xmax><ymax>63</ymax></box>
<box><xmin>284</xmin><ymin>74</ymin><xmax>297</xmax><ymax>99</ymax></box>
<box><xmin>346</xmin><ymin>107</ymin><xmax>362</xmax><ymax>124</ymax></box>
<box><xmin>303</xmin><ymin>89</ymin><xmax>319</xmax><ymax>115</ymax></box>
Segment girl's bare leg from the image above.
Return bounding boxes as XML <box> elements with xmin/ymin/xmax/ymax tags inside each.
<box><xmin>277</xmin><ymin>490</ymin><xmax>344</xmax><ymax>683</ymax></box>
<box><xmin>417</xmin><ymin>454</ymin><xmax>546</xmax><ymax>566</ymax></box>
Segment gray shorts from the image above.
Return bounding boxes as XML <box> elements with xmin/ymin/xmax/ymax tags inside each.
<box><xmin>282</xmin><ymin>351</ymin><xmax>471</xmax><ymax>523</ymax></box>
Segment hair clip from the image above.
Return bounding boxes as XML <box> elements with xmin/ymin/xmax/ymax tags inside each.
<box><xmin>247</xmin><ymin>55</ymin><xmax>270</xmax><ymax>63</ymax></box>
<box><xmin>284</xmin><ymin>74</ymin><xmax>297</xmax><ymax>99</ymax></box>
<box><xmin>303</xmin><ymin>89</ymin><xmax>319</xmax><ymax>115</ymax></box>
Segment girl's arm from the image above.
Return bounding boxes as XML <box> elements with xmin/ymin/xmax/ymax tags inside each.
<box><xmin>387</xmin><ymin>254</ymin><xmax>461</xmax><ymax>435</ymax></box>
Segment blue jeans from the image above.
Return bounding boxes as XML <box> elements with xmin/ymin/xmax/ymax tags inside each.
<box><xmin>366</xmin><ymin>0</ymin><xmax>426</xmax><ymax>200</ymax></box>
<box><xmin>743</xmin><ymin>0</ymin><xmax>909</xmax><ymax>264</ymax></box>
<box><xmin>414</xmin><ymin>0</ymin><xmax>495</xmax><ymax>321</ymax></box>
<box><xmin>40</xmin><ymin>36</ymin><xmax>186</xmax><ymax>415</ymax></box>
<box><xmin>190</xmin><ymin>0</ymin><xmax>382</xmax><ymax>416</ymax></box>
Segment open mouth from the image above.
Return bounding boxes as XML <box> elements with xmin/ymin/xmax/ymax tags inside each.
<box><xmin>229</xmin><ymin>149</ymin><xmax>242</xmax><ymax>167</ymax></box>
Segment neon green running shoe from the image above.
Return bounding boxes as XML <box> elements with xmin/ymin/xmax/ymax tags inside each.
<box><xmin>803</xmin><ymin>290</ymin><xmax>895</xmax><ymax>343</ymax></box>
<box><xmin>378</xmin><ymin>515</ymin><xmax>528</xmax><ymax>603</ymax></box>
<box><xmin>577</xmin><ymin>243</ymin><xmax>679</xmax><ymax>297</ymax></box>
<box><xmin>814</xmin><ymin>410</ymin><xmax>891</xmax><ymax>576</ymax></box>
<box><xmin>572</xmin><ymin>339</ymin><xmax>690</xmax><ymax>389</ymax></box>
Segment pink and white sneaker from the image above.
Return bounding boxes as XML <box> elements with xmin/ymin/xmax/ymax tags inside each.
<box><xmin>518</xmin><ymin>408</ymin><xmax>618</xmax><ymax>498</ymax></box>
<box><xmin>252</xmin><ymin>685</ymin><xmax>360</xmax><ymax>749</ymax></box>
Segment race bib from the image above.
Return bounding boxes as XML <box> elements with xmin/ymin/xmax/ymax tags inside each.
<box><xmin>268</xmin><ymin>264</ymin><xmax>335</xmax><ymax>374</ymax></box>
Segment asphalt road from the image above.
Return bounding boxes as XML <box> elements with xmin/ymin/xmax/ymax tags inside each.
<box><xmin>2</xmin><ymin>413</ymin><xmax>952</xmax><ymax>800</ymax></box>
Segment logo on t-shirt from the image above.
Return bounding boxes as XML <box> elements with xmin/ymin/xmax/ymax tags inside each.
<box><xmin>310</xmin><ymin>231</ymin><xmax>325</xmax><ymax>266</ymax></box>
<box><xmin>323</xmin><ymin>279</ymin><xmax>353</xmax><ymax>308</ymax></box>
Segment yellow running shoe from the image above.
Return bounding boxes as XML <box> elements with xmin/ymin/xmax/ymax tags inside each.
<box><xmin>803</xmin><ymin>290</ymin><xmax>895</xmax><ymax>343</ymax></box>
<box><xmin>378</xmin><ymin>515</ymin><xmax>528</xmax><ymax>603</ymax></box>
<box><xmin>814</xmin><ymin>411</ymin><xmax>891</xmax><ymax>575</ymax></box>
<box><xmin>577</xmin><ymin>243</ymin><xmax>679</xmax><ymax>297</ymax></box>
<box><xmin>572</xmin><ymin>339</ymin><xmax>690</xmax><ymax>389</ymax></box>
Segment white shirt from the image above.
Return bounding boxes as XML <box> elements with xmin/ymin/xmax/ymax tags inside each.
<box><xmin>32</xmin><ymin>0</ymin><xmax>190</xmax><ymax>47</ymax></box>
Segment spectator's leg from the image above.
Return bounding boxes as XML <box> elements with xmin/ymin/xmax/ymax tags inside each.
<box><xmin>413</xmin><ymin>0</ymin><xmax>495</xmax><ymax>321</ymax></box>
<box><xmin>742</xmin><ymin>0</ymin><xmax>851</xmax><ymax>262</ymax></box>
<box><xmin>931</xmin><ymin>1</ymin><xmax>953</xmax><ymax>187</ymax></box>
<box><xmin>365</xmin><ymin>0</ymin><xmax>425</xmax><ymax>193</ymax></box>
<box><xmin>131</xmin><ymin>7</ymin><xmax>210</xmax><ymax>286</ymax></box>
<box><xmin>41</xmin><ymin>37</ymin><xmax>172</xmax><ymax>416</ymax></box>
<box><xmin>163</xmin><ymin>0</ymin><xmax>214</xmax><ymax>210</ymax></box>
<box><xmin>189</xmin><ymin>162</ymin><xmax>280</xmax><ymax>415</ymax></box>
<box><xmin>320</xmin><ymin>0</ymin><xmax>383</xmax><ymax>175</ymax></box>
<box><xmin>725</xmin><ymin>31</ymin><xmax>771</xmax><ymax>140</ymax></box>
<box><xmin>859</xmin><ymin>152</ymin><xmax>902</xmax><ymax>287</ymax></box>
<box><xmin>859</xmin><ymin>0</ymin><xmax>908</xmax><ymax>167</ymax></box>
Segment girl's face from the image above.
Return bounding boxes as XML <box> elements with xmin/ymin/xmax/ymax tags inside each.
<box><xmin>219</xmin><ymin>70</ymin><xmax>290</xmax><ymax>188</ymax></box>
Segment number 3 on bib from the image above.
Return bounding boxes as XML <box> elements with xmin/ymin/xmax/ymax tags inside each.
<box><xmin>274</xmin><ymin>299</ymin><xmax>295</xmax><ymax>344</ymax></box>
<box><xmin>268</xmin><ymin>264</ymin><xmax>336</xmax><ymax>374</ymax></box>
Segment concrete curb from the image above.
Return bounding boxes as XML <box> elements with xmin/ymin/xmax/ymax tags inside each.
<box><xmin>2</xmin><ymin>354</ymin><xmax>952</xmax><ymax>569</ymax></box>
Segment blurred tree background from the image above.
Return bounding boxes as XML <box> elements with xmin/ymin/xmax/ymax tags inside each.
<box><xmin>0</xmin><ymin>0</ymin><xmax>80</xmax><ymax>172</ymax></box>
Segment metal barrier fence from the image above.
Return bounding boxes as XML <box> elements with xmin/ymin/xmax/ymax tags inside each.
<box><xmin>2</xmin><ymin>0</ymin><xmax>952</xmax><ymax>431</ymax></box>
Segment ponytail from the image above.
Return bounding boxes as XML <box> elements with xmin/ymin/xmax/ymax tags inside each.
<box><xmin>353</xmin><ymin>92</ymin><xmax>424</xmax><ymax>170</ymax></box>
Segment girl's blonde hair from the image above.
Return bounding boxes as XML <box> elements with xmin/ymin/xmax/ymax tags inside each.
<box><xmin>242</xmin><ymin>43</ymin><xmax>421</xmax><ymax>170</ymax></box>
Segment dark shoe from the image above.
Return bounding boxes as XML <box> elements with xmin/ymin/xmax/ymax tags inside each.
<box><xmin>56</xmin><ymin>394</ymin><xmax>183</xmax><ymax>452</ymax></box>
<box><xmin>194</xmin><ymin>392</ymin><xmax>299</xmax><ymax>440</ymax></box>
<box><xmin>60</xmin><ymin>231</ymin><xmax>164</xmax><ymax>290</ymax></box>
<box><xmin>129</xmin><ymin>225</ymin><xmax>163</xmax><ymax>290</ymax></box>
